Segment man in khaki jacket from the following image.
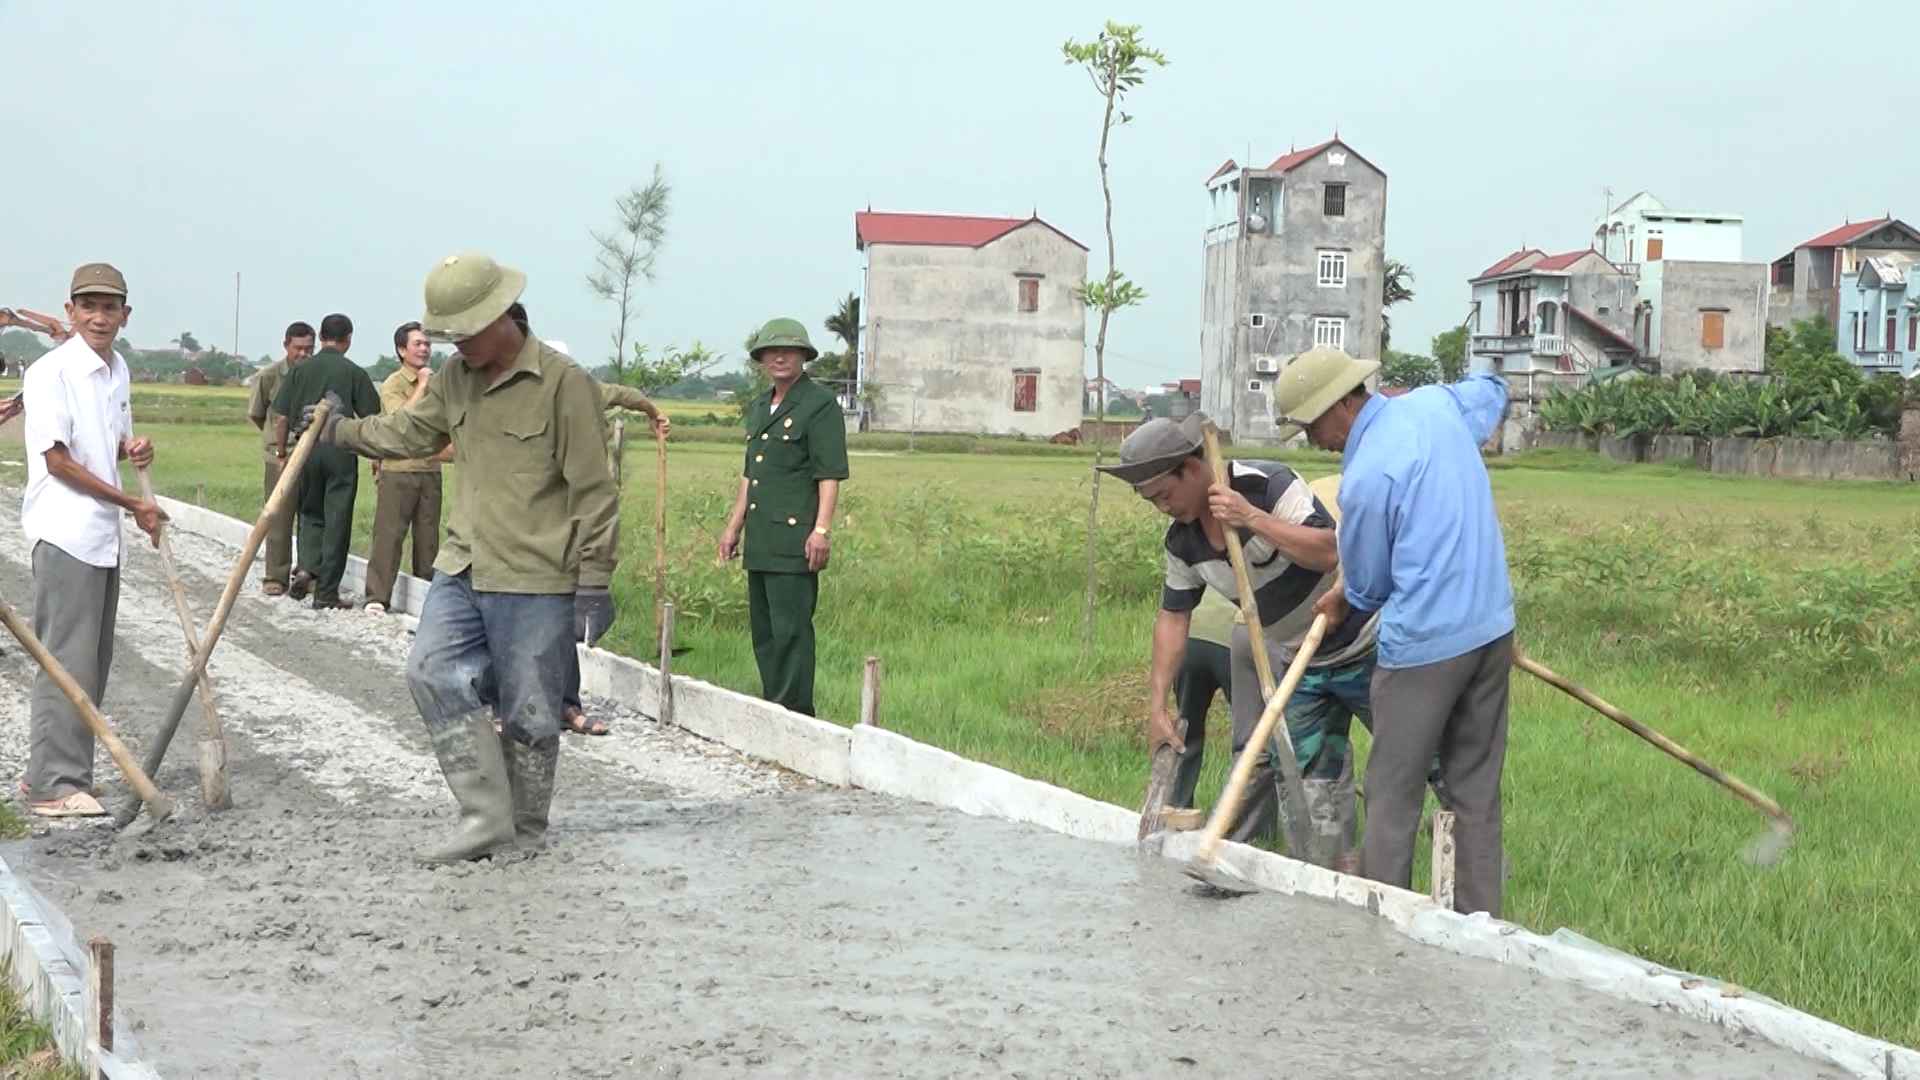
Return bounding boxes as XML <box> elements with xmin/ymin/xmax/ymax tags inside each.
<box><xmin>363</xmin><ymin>320</ymin><xmax>452</xmax><ymax>613</ymax></box>
<box><xmin>246</xmin><ymin>321</ymin><xmax>313</xmax><ymax>596</ymax></box>
<box><xmin>298</xmin><ymin>252</ymin><xmax>619</xmax><ymax>863</ymax></box>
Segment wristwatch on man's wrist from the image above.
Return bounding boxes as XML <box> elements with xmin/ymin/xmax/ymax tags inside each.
<box><xmin>813</xmin><ymin>525</ymin><xmax>830</xmax><ymax>537</ymax></box>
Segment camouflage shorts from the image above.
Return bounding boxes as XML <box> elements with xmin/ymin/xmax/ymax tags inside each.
<box><xmin>1275</xmin><ymin>656</ymin><xmax>1373</xmax><ymax>779</ymax></box>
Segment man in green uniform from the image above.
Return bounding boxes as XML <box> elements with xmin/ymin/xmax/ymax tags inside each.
<box><xmin>363</xmin><ymin>320</ymin><xmax>452</xmax><ymax>614</ymax></box>
<box><xmin>296</xmin><ymin>252</ymin><xmax>620</xmax><ymax>862</ymax></box>
<box><xmin>274</xmin><ymin>313</ymin><xmax>380</xmax><ymax>609</ymax></box>
<box><xmin>716</xmin><ymin>318</ymin><xmax>849</xmax><ymax>717</ymax></box>
<box><xmin>246</xmin><ymin>321</ymin><xmax>313</xmax><ymax>597</ymax></box>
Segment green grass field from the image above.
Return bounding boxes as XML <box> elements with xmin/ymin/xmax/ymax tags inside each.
<box><xmin>0</xmin><ymin>386</ymin><xmax>1915</xmax><ymax>1048</ymax></box>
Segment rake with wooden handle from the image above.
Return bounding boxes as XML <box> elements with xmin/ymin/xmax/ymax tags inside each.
<box><xmin>1198</xmin><ymin>423</ymin><xmax>1315</xmax><ymax>862</ymax></box>
<box><xmin>114</xmin><ymin>400</ymin><xmax>333</xmax><ymax>828</ymax></box>
<box><xmin>0</xmin><ymin>597</ymin><xmax>171</xmax><ymax>821</ymax></box>
<box><xmin>1186</xmin><ymin>605</ymin><xmax>1329</xmax><ymax>893</ymax></box>
<box><xmin>1513</xmin><ymin>648</ymin><xmax>1795</xmax><ymax>866</ymax></box>
<box><xmin>137</xmin><ymin>466</ymin><xmax>231</xmax><ymax>810</ymax></box>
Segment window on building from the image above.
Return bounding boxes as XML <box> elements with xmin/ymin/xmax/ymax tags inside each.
<box><xmin>1313</xmin><ymin>317</ymin><xmax>1346</xmax><ymax>351</ymax></box>
<box><xmin>1017</xmin><ymin>276</ymin><xmax>1040</xmax><ymax>313</ymax></box>
<box><xmin>1852</xmin><ymin>313</ymin><xmax>1866</xmax><ymax>352</ymax></box>
<box><xmin>1646</xmin><ymin>236</ymin><xmax>1665</xmax><ymax>261</ymax></box>
<box><xmin>1700</xmin><ymin>310</ymin><xmax>1726</xmax><ymax>350</ymax></box>
<box><xmin>1910</xmin><ymin>314</ymin><xmax>1918</xmax><ymax>352</ymax></box>
<box><xmin>1537</xmin><ymin>303</ymin><xmax>1557</xmax><ymax>335</ymax></box>
<box><xmin>1889</xmin><ymin>316</ymin><xmax>1899</xmax><ymax>352</ymax></box>
<box><xmin>1322</xmin><ymin>183</ymin><xmax>1346</xmax><ymax>218</ymax></box>
<box><xmin>1247</xmin><ymin>379</ymin><xmax>1264</xmax><ymax>392</ymax></box>
<box><xmin>1012</xmin><ymin>369</ymin><xmax>1038</xmax><ymax>412</ymax></box>
<box><xmin>1317</xmin><ymin>250</ymin><xmax>1347</xmax><ymax>288</ymax></box>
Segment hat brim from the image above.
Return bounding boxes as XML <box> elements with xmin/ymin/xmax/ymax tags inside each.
<box><xmin>1094</xmin><ymin>451</ymin><xmax>1192</xmax><ymax>486</ymax></box>
<box><xmin>70</xmin><ymin>285</ymin><xmax>126</xmax><ymax>299</ymax></box>
<box><xmin>422</xmin><ymin>266</ymin><xmax>527</xmax><ymax>342</ymax></box>
<box><xmin>750</xmin><ymin>343</ymin><xmax>819</xmax><ymax>362</ymax></box>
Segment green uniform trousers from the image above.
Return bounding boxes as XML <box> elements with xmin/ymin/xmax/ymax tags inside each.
<box><xmin>747</xmin><ymin>570</ymin><xmax>818</xmax><ymax>716</ymax></box>
<box><xmin>296</xmin><ymin>447</ymin><xmax>360</xmax><ymax>600</ymax></box>
<box><xmin>365</xmin><ymin>471</ymin><xmax>442</xmax><ymax>608</ymax></box>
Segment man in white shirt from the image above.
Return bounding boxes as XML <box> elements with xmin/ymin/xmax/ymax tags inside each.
<box><xmin>19</xmin><ymin>263</ymin><xmax>164</xmax><ymax>817</ymax></box>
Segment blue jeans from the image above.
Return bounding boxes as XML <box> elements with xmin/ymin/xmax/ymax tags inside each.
<box><xmin>407</xmin><ymin>571</ymin><xmax>576</xmax><ymax>743</ymax></box>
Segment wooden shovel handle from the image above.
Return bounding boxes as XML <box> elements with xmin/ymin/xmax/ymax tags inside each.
<box><xmin>0</xmin><ymin>602</ymin><xmax>170</xmax><ymax>818</ymax></box>
<box><xmin>138</xmin><ymin>466</ymin><xmax>230</xmax><ymax>810</ymax></box>
<box><xmin>1201</xmin><ymin>425</ymin><xmax>1276</xmax><ymax>698</ymax></box>
<box><xmin>1196</xmin><ymin>611</ymin><xmax>1328</xmax><ymax>864</ymax></box>
<box><xmin>1513</xmin><ymin>649</ymin><xmax>1792</xmax><ymax>828</ymax></box>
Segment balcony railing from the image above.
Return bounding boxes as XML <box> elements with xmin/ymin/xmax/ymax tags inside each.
<box><xmin>1856</xmin><ymin>351</ymin><xmax>1904</xmax><ymax>370</ymax></box>
<box><xmin>1471</xmin><ymin>333</ymin><xmax>1534</xmax><ymax>353</ymax></box>
<box><xmin>1533</xmin><ymin>333</ymin><xmax>1566</xmax><ymax>357</ymax></box>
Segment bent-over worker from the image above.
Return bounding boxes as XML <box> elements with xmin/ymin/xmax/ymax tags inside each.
<box><xmin>1101</xmin><ymin>412</ymin><xmax>1375</xmax><ymax>860</ymax></box>
<box><xmin>298</xmin><ymin>252</ymin><xmax>619</xmax><ymax>862</ymax></box>
<box><xmin>1290</xmin><ymin>347</ymin><xmax>1516</xmax><ymax>916</ymax></box>
<box><xmin>716</xmin><ymin>318</ymin><xmax>848</xmax><ymax>717</ymax></box>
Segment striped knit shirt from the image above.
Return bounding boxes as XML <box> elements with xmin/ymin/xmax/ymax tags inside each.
<box><xmin>1160</xmin><ymin>460</ymin><xmax>1376</xmax><ymax>668</ymax></box>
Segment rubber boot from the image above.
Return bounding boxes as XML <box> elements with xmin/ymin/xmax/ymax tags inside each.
<box><xmin>416</xmin><ymin>711</ymin><xmax>516</xmax><ymax>865</ymax></box>
<box><xmin>504</xmin><ymin>735</ymin><xmax>560</xmax><ymax>851</ymax></box>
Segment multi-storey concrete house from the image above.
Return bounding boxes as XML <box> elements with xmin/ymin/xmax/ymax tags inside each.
<box><xmin>855</xmin><ymin>210</ymin><xmax>1087</xmax><ymax>437</ymax></box>
<box><xmin>1768</xmin><ymin>216</ymin><xmax>1920</xmax><ymax>375</ymax></box>
<box><xmin>1465</xmin><ymin>249</ymin><xmax>1640</xmax><ymax>378</ymax></box>
<box><xmin>1198</xmin><ymin>137</ymin><xmax>1386</xmax><ymax>444</ymax></box>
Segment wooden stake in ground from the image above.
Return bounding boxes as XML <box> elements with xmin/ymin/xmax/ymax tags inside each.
<box><xmin>0</xmin><ymin>597</ymin><xmax>171</xmax><ymax>821</ymax></box>
<box><xmin>1198</xmin><ymin>423</ymin><xmax>1314</xmax><ymax>861</ymax></box>
<box><xmin>654</xmin><ymin>421</ymin><xmax>669</xmax><ymax>641</ymax></box>
<box><xmin>656</xmin><ymin>602</ymin><xmax>676</xmax><ymax>727</ymax></box>
<box><xmin>114</xmin><ymin>400</ymin><xmax>333</xmax><ymax>828</ymax></box>
<box><xmin>138</xmin><ymin>467</ymin><xmax>230</xmax><ymax>810</ymax></box>
<box><xmin>87</xmin><ymin>936</ymin><xmax>114</xmax><ymax>1080</ymax></box>
<box><xmin>1430</xmin><ymin>810</ymin><xmax>1457</xmax><ymax>908</ymax></box>
<box><xmin>1513</xmin><ymin>648</ymin><xmax>1795</xmax><ymax>864</ymax></box>
<box><xmin>859</xmin><ymin>655</ymin><xmax>882</xmax><ymax>728</ymax></box>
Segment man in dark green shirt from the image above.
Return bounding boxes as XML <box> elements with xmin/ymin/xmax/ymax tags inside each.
<box><xmin>274</xmin><ymin>313</ymin><xmax>381</xmax><ymax>609</ymax></box>
<box><xmin>716</xmin><ymin>318</ymin><xmax>850</xmax><ymax>717</ymax></box>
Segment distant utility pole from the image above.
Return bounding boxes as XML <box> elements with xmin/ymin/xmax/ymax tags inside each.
<box><xmin>232</xmin><ymin>272</ymin><xmax>241</xmax><ymax>357</ymax></box>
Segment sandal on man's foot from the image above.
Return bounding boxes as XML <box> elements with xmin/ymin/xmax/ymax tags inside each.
<box><xmin>564</xmin><ymin>707</ymin><xmax>609</xmax><ymax>736</ymax></box>
<box><xmin>30</xmin><ymin>792</ymin><xmax>106</xmax><ymax>818</ymax></box>
<box><xmin>263</xmin><ymin>581</ymin><xmax>288</xmax><ymax>597</ymax></box>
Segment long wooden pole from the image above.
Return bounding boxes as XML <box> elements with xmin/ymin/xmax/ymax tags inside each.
<box><xmin>138</xmin><ymin>467</ymin><xmax>230</xmax><ymax>810</ymax></box>
<box><xmin>1513</xmin><ymin>649</ymin><xmax>1793</xmax><ymax>828</ymax></box>
<box><xmin>114</xmin><ymin>401</ymin><xmax>332</xmax><ymax>827</ymax></box>
<box><xmin>653</xmin><ymin>422</ymin><xmax>668</xmax><ymax>638</ymax></box>
<box><xmin>1201</xmin><ymin>423</ymin><xmax>1314</xmax><ymax>860</ymax></box>
<box><xmin>0</xmin><ymin>599</ymin><xmax>170</xmax><ymax>820</ymax></box>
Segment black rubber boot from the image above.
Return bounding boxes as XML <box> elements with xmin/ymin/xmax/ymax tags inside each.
<box><xmin>416</xmin><ymin>711</ymin><xmax>516</xmax><ymax>865</ymax></box>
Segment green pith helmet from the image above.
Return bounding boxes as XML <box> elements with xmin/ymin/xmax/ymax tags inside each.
<box><xmin>420</xmin><ymin>252</ymin><xmax>527</xmax><ymax>342</ymax></box>
<box><xmin>1270</xmin><ymin>346</ymin><xmax>1381</xmax><ymax>436</ymax></box>
<box><xmin>748</xmin><ymin>317</ymin><xmax>818</xmax><ymax>362</ymax></box>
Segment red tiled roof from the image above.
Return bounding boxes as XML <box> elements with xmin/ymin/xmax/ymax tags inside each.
<box><xmin>1267</xmin><ymin>139</ymin><xmax>1338</xmax><ymax>173</ymax></box>
<box><xmin>1532</xmin><ymin>249</ymin><xmax>1602</xmax><ymax>272</ymax></box>
<box><xmin>1176</xmin><ymin>379</ymin><xmax>1201</xmax><ymax>395</ymax></box>
<box><xmin>1206</xmin><ymin>158</ymin><xmax>1238</xmax><ymax>184</ymax></box>
<box><xmin>1473</xmin><ymin>248</ymin><xmax>1544</xmax><ymax>281</ymax></box>
<box><xmin>1798</xmin><ymin>217</ymin><xmax>1889</xmax><ymax>249</ymax></box>
<box><xmin>854</xmin><ymin>211</ymin><xmax>1086</xmax><ymax>252</ymax></box>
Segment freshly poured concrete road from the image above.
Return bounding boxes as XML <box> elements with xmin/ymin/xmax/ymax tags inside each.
<box><xmin>0</xmin><ymin>498</ymin><xmax>1841</xmax><ymax>1078</ymax></box>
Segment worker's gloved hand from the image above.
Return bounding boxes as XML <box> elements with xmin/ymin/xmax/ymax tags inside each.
<box><xmin>293</xmin><ymin>391</ymin><xmax>346</xmax><ymax>445</ymax></box>
<box><xmin>575</xmin><ymin>587</ymin><xmax>614</xmax><ymax>646</ymax></box>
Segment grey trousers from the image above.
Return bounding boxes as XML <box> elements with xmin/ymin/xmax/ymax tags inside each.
<box><xmin>28</xmin><ymin>542</ymin><xmax>120</xmax><ymax>801</ymax></box>
<box><xmin>1363</xmin><ymin>633</ymin><xmax>1513</xmax><ymax>917</ymax></box>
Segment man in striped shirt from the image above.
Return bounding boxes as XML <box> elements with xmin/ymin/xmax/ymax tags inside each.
<box><xmin>1101</xmin><ymin>413</ymin><xmax>1378</xmax><ymax>856</ymax></box>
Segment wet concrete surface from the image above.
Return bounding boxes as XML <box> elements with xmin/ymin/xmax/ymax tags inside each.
<box><xmin>0</xmin><ymin>499</ymin><xmax>1843</xmax><ymax>1079</ymax></box>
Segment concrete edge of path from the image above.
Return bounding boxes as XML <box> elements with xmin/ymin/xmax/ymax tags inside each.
<box><xmin>150</xmin><ymin>496</ymin><xmax>1919</xmax><ymax>1079</ymax></box>
<box><xmin>0</xmin><ymin>856</ymin><xmax>162</xmax><ymax>1078</ymax></box>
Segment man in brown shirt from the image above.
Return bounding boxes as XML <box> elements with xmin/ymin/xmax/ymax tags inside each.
<box><xmin>363</xmin><ymin>320</ymin><xmax>452</xmax><ymax>614</ymax></box>
<box><xmin>245</xmin><ymin>321</ymin><xmax>313</xmax><ymax>596</ymax></box>
<box><xmin>297</xmin><ymin>252</ymin><xmax>619</xmax><ymax>863</ymax></box>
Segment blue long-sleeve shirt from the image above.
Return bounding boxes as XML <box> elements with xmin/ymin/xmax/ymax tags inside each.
<box><xmin>1338</xmin><ymin>375</ymin><xmax>1515</xmax><ymax>669</ymax></box>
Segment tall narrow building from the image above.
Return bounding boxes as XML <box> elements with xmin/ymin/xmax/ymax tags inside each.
<box><xmin>1198</xmin><ymin>137</ymin><xmax>1387</xmax><ymax>443</ymax></box>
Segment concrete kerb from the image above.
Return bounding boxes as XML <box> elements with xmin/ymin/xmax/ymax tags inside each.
<box><xmin>152</xmin><ymin>498</ymin><xmax>1917</xmax><ymax>1079</ymax></box>
<box><xmin>0</xmin><ymin>857</ymin><xmax>162</xmax><ymax>1079</ymax></box>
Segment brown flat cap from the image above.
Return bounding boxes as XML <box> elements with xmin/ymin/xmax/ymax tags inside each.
<box><xmin>70</xmin><ymin>263</ymin><xmax>128</xmax><ymax>299</ymax></box>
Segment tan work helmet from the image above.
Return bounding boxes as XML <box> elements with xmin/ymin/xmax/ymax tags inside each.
<box><xmin>1270</xmin><ymin>347</ymin><xmax>1380</xmax><ymax>438</ymax></box>
<box><xmin>421</xmin><ymin>252</ymin><xmax>527</xmax><ymax>342</ymax></box>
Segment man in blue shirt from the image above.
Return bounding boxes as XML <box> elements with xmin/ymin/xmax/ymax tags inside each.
<box><xmin>1274</xmin><ymin>347</ymin><xmax>1516</xmax><ymax>916</ymax></box>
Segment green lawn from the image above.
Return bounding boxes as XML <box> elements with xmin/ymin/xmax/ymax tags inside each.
<box><xmin>0</xmin><ymin>389</ymin><xmax>1915</xmax><ymax>1048</ymax></box>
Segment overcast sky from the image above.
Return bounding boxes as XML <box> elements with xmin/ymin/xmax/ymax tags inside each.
<box><xmin>3</xmin><ymin>0</ymin><xmax>1908</xmax><ymax>388</ymax></box>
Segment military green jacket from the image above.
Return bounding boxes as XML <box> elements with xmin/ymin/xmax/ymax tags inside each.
<box><xmin>741</xmin><ymin>375</ymin><xmax>849</xmax><ymax>574</ymax></box>
<box><xmin>333</xmin><ymin>336</ymin><xmax>620</xmax><ymax>593</ymax></box>
<box><xmin>272</xmin><ymin>349</ymin><xmax>380</xmax><ymax>470</ymax></box>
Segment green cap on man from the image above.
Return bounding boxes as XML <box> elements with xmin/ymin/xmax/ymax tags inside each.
<box><xmin>1270</xmin><ymin>346</ymin><xmax>1379</xmax><ymax>438</ymax></box>
<box><xmin>420</xmin><ymin>252</ymin><xmax>526</xmax><ymax>342</ymax></box>
<box><xmin>748</xmin><ymin>318</ymin><xmax>818</xmax><ymax>362</ymax></box>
